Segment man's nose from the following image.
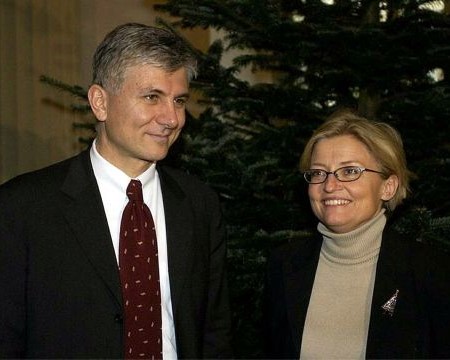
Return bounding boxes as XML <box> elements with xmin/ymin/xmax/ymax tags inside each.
<box><xmin>157</xmin><ymin>101</ymin><xmax>179</xmax><ymax>129</ymax></box>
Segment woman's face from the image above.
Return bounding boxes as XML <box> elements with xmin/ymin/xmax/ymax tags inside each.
<box><xmin>308</xmin><ymin>134</ymin><xmax>398</xmax><ymax>233</ymax></box>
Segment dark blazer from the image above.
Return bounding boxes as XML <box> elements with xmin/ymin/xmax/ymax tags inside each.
<box><xmin>0</xmin><ymin>150</ymin><xmax>231</xmax><ymax>359</ymax></box>
<box><xmin>266</xmin><ymin>225</ymin><xmax>450</xmax><ymax>359</ymax></box>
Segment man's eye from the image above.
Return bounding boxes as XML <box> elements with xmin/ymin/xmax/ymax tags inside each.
<box><xmin>174</xmin><ymin>97</ymin><xmax>187</xmax><ymax>107</ymax></box>
<box><xmin>144</xmin><ymin>94</ymin><xmax>158</xmax><ymax>102</ymax></box>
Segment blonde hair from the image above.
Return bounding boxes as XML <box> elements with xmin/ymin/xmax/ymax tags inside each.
<box><xmin>300</xmin><ymin>109</ymin><xmax>414</xmax><ymax>211</ymax></box>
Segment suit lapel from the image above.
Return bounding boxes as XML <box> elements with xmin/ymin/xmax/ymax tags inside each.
<box><xmin>60</xmin><ymin>151</ymin><xmax>122</xmax><ymax>307</ymax></box>
<box><xmin>157</xmin><ymin>166</ymin><xmax>193</xmax><ymax>315</ymax></box>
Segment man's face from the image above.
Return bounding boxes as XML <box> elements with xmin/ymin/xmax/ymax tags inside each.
<box><xmin>91</xmin><ymin>64</ymin><xmax>189</xmax><ymax>177</ymax></box>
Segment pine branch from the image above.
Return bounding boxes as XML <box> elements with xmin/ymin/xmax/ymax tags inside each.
<box><xmin>40</xmin><ymin>75</ymin><xmax>88</xmax><ymax>101</ymax></box>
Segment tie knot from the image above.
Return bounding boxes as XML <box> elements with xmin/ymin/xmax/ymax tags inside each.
<box><xmin>126</xmin><ymin>180</ymin><xmax>144</xmax><ymax>203</ymax></box>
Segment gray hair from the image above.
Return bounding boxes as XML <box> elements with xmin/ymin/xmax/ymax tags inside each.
<box><xmin>92</xmin><ymin>23</ymin><xmax>198</xmax><ymax>93</ymax></box>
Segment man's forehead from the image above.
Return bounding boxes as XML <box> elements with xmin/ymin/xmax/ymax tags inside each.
<box><xmin>119</xmin><ymin>65</ymin><xmax>189</xmax><ymax>95</ymax></box>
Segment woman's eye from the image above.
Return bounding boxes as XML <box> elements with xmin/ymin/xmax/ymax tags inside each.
<box><xmin>312</xmin><ymin>170</ymin><xmax>325</xmax><ymax>177</ymax></box>
<box><xmin>344</xmin><ymin>167</ymin><xmax>359</xmax><ymax>175</ymax></box>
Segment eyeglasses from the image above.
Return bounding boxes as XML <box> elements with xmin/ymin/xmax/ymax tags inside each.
<box><xmin>303</xmin><ymin>166</ymin><xmax>385</xmax><ymax>184</ymax></box>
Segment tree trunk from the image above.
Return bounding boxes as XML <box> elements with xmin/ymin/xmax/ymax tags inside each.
<box><xmin>359</xmin><ymin>0</ymin><xmax>382</xmax><ymax>117</ymax></box>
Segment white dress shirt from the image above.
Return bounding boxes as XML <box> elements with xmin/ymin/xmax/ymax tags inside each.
<box><xmin>90</xmin><ymin>140</ymin><xmax>177</xmax><ymax>359</ymax></box>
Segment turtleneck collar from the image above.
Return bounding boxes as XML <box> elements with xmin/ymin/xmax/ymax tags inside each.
<box><xmin>318</xmin><ymin>209</ymin><xmax>387</xmax><ymax>265</ymax></box>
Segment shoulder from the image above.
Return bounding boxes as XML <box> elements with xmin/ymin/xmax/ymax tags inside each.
<box><xmin>157</xmin><ymin>164</ymin><xmax>219</xmax><ymax>199</ymax></box>
<box><xmin>267</xmin><ymin>233</ymin><xmax>320</xmax><ymax>273</ymax></box>
<box><xmin>382</xmin><ymin>226</ymin><xmax>450</xmax><ymax>285</ymax></box>
<box><xmin>383</xmin><ymin>226</ymin><xmax>449</xmax><ymax>262</ymax></box>
<box><xmin>0</xmin><ymin>152</ymin><xmax>87</xmax><ymax>203</ymax></box>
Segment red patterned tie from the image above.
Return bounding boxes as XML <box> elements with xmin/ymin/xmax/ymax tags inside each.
<box><xmin>119</xmin><ymin>180</ymin><xmax>162</xmax><ymax>359</ymax></box>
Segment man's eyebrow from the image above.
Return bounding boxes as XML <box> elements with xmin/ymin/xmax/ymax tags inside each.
<box><xmin>140</xmin><ymin>87</ymin><xmax>161</xmax><ymax>94</ymax></box>
<box><xmin>176</xmin><ymin>92</ymin><xmax>190</xmax><ymax>99</ymax></box>
<box><xmin>140</xmin><ymin>87</ymin><xmax>190</xmax><ymax>98</ymax></box>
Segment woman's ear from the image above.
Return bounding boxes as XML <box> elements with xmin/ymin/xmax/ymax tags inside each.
<box><xmin>381</xmin><ymin>175</ymin><xmax>399</xmax><ymax>201</ymax></box>
<box><xmin>88</xmin><ymin>84</ymin><xmax>108</xmax><ymax>121</ymax></box>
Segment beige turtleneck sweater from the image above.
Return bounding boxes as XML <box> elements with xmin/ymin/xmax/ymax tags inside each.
<box><xmin>300</xmin><ymin>210</ymin><xmax>386</xmax><ymax>359</ymax></box>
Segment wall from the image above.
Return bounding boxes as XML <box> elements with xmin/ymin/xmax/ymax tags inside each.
<box><xmin>0</xmin><ymin>0</ymin><xmax>82</xmax><ymax>183</ymax></box>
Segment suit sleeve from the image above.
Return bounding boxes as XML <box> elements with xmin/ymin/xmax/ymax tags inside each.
<box><xmin>0</xmin><ymin>183</ymin><xmax>27</xmax><ymax>358</ymax></box>
<box><xmin>202</xmin><ymin>189</ymin><xmax>232</xmax><ymax>358</ymax></box>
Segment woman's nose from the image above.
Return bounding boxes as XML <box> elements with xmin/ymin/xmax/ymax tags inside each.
<box><xmin>323</xmin><ymin>173</ymin><xmax>341</xmax><ymax>192</ymax></box>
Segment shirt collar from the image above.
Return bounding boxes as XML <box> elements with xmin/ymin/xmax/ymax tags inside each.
<box><xmin>90</xmin><ymin>139</ymin><xmax>156</xmax><ymax>194</ymax></box>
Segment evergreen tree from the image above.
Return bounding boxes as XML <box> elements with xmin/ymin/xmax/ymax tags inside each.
<box><xmin>42</xmin><ymin>0</ymin><xmax>450</xmax><ymax>356</ymax></box>
<box><xmin>150</xmin><ymin>1</ymin><xmax>450</xmax><ymax>356</ymax></box>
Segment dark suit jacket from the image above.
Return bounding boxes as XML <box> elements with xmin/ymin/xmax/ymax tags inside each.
<box><xmin>265</xmin><ymin>225</ymin><xmax>450</xmax><ymax>359</ymax></box>
<box><xmin>0</xmin><ymin>150</ymin><xmax>231</xmax><ymax>359</ymax></box>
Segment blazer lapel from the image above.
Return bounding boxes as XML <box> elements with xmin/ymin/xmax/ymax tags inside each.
<box><xmin>283</xmin><ymin>235</ymin><xmax>322</xmax><ymax>354</ymax></box>
<box><xmin>157</xmin><ymin>166</ymin><xmax>194</xmax><ymax>315</ymax></box>
<box><xmin>366</xmin><ymin>228</ymin><xmax>419</xmax><ymax>358</ymax></box>
<box><xmin>60</xmin><ymin>151</ymin><xmax>122</xmax><ymax>307</ymax></box>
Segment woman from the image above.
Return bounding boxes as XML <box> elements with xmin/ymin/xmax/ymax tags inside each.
<box><xmin>265</xmin><ymin>110</ymin><xmax>450</xmax><ymax>359</ymax></box>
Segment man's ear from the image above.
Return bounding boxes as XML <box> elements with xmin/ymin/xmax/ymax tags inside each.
<box><xmin>381</xmin><ymin>175</ymin><xmax>399</xmax><ymax>201</ymax></box>
<box><xmin>88</xmin><ymin>84</ymin><xmax>108</xmax><ymax>121</ymax></box>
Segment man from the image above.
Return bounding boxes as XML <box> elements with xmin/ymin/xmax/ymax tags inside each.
<box><xmin>0</xmin><ymin>23</ymin><xmax>231</xmax><ymax>359</ymax></box>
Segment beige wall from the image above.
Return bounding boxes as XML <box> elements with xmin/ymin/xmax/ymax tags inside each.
<box><xmin>0</xmin><ymin>0</ymin><xmax>82</xmax><ymax>183</ymax></box>
<box><xmin>0</xmin><ymin>0</ymin><xmax>210</xmax><ymax>183</ymax></box>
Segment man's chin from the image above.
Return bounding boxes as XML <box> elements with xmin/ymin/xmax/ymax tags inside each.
<box><xmin>144</xmin><ymin>150</ymin><xmax>169</xmax><ymax>163</ymax></box>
